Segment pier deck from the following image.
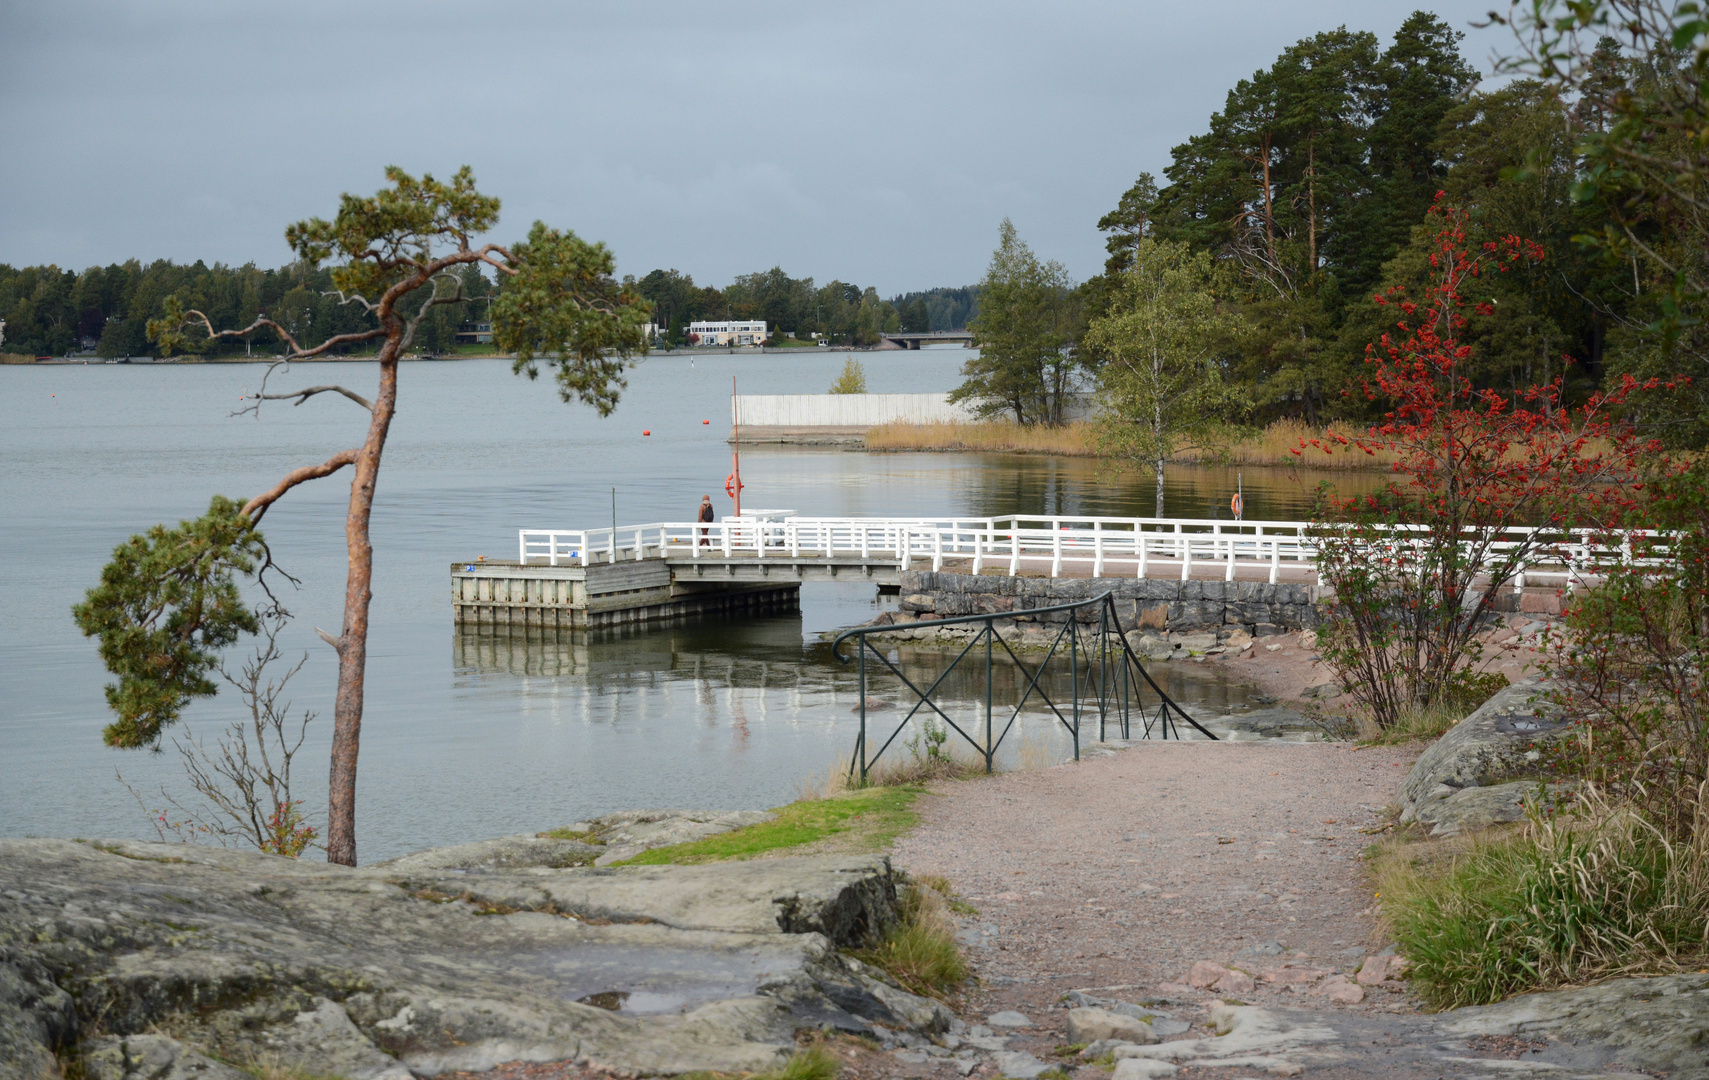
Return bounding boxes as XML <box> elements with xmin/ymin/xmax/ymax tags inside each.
<box><xmin>455</xmin><ymin>514</ymin><xmax>1649</xmax><ymax>631</ymax></box>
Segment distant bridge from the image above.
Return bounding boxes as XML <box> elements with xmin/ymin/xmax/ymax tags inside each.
<box><xmin>878</xmin><ymin>330</ymin><xmax>974</xmax><ymax>349</ymax></box>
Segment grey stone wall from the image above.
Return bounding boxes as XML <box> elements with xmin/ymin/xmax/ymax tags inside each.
<box><xmin>897</xmin><ymin>571</ymin><xmax>1324</xmax><ymax>634</ymax></box>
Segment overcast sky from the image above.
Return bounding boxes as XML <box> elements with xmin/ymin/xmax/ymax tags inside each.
<box><xmin>0</xmin><ymin>1</ymin><xmax>1515</xmax><ymax>293</ymax></box>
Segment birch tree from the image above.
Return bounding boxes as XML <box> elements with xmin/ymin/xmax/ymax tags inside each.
<box><xmin>75</xmin><ymin>166</ymin><xmax>650</xmax><ymax>866</ymax></box>
<box><xmin>1087</xmin><ymin>238</ymin><xmax>1245</xmax><ymax>516</ymax></box>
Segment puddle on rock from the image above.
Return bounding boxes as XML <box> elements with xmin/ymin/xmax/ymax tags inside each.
<box><xmin>494</xmin><ymin>942</ymin><xmax>800</xmax><ymax>1015</ymax></box>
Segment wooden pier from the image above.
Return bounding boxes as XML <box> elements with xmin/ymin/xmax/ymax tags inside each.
<box><xmin>455</xmin><ymin>513</ymin><xmax>1647</xmax><ymax>631</ymax></box>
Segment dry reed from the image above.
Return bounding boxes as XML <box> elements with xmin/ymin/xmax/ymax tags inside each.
<box><xmin>867</xmin><ymin>417</ymin><xmax>1402</xmax><ymax>470</ymax></box>
<box><xmin>1016</xmin><ymin>731</ymin><xmax>1055</xmax><ymax>771</ymax></box>
<box><xmin>866</xmin><ymin>420</ymin><xmax>1100</xmax><ymax>456</ymax></box>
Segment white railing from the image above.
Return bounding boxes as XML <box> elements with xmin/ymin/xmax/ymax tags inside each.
<box><xmin>517</xmin><ymin>515</ymin><xmax>1662</xmax><ymax>586</ymax></box>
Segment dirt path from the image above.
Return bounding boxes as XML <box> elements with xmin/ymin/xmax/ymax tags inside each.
<box><xmin>848</xmin><ymin>739</ymin><xmax>1670</xmax><ymax>1080</ymax></box>
<box><xmin>893</xmin><ymin>741</ymin><xmax>1415</xmax><ymax>1023</ymax></box>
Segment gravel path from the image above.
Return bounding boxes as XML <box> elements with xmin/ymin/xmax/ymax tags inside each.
<box><xmin>890</xmin><ymin>740</ymin><xmax>1424</xmax><ymax>1063</ymax></box>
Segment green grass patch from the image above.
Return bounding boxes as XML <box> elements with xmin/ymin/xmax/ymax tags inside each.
<box><xmin>1372</xmin><ymin>804</ymin><xmax>1709</xmax><ymax>1010</ymax></box>
<box><xmin>536</xmin><ymin>827</ymin><xmax>605</xmax><ymax>845</ymax></box>
<box><xmin>614</xmin><ymin>787</ymin><xmax>924</xmax><ymax>866</ymax></box>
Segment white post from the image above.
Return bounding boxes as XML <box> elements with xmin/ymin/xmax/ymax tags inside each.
<box><xmin>972</xmin><ymin>520</ymin><xmax>986</xmax><ymax>575</ymax></box>
<box><xmin>1180</xmin><ymin>523</ymin><xmax>1192</xmax><ymax>581</ymax></box>
<box><xmin>1224</xmin><ymin>525</ymin><xmax>1236</xmax><ymax>582</ymax></box>
<box><xmin>1137</xmin><ymin>527</ymin><xmax>1148</xmax><ymax>579</ymax></box>
<box><xmin>1093</xmin><ymin>521</ymin><xmax>1104</xmax><ymax>577</ymax></box>
<box><xmin>900</xmin><ymin>525</ymin><xmax>912</xmax><ymax>570</ymax></box>
<box><xmin>790</xmin><ymin>521</ymin><xmax>800</xmax><ymax>558</ymax></box>
<box><xmin>722</xmin><ymin>524</ymin><xmax>732</xmax><ymax>558</ymax></box>
<box><xmin>1267</xmin><ymin>528</ymin><xmax>1280</xmax><ymax>585</ymax></box>
<box><xmin>520</xmin><ymin>531</ymin><xmax>530</xmax><ymax>566</ymax></box>
<box><xmin>1051</xmin><ymin>527</ymin><xmax>1063</xmax><ymax>578</ymax></box>
<box><xmin>860</xmin><ymin>524</ymin><xmax>870</xmax><ymax>560</ymax></box>
<box><xmin>1009</xmin><ymin>526</ymin><xmax>1020</xmax><ymax>577</ymax></box>
<box><xmin>932</xmin><ymin>528</ymin><xmax>943</xmax><ymax>572</ymax></box>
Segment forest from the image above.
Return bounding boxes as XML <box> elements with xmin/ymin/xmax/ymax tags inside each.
<box><xmin>0</xmin><ymin>257</ymin><xmax>977</xmax><ymax>358</ymax></box>
<box><xmin>955</xmin><ymin>8</ymin><xmax>1709</xmax><ymax>449</ymax></box>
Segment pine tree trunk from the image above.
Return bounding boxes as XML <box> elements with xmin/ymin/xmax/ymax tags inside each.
<box><xmin>324</xmin><ymin>352</ymin><xmax>400</xmax><ymax>866</ymax></box>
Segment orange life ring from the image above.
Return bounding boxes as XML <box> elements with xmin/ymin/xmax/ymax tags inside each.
<box><xmin>1231</xmin><ymin>492</ymin><xmax>1244</xmax><ymax>517</ymax></box>
<box><xmin>725</xmin><ymin>473</ymin><xmax>744</xmax><ymax>498</ymax></box>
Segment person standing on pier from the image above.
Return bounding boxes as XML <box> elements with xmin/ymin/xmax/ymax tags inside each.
<box><xmin>697</xmin><ymin>495</ymin><xmax>714</xmax><ymax>547</ymax></box>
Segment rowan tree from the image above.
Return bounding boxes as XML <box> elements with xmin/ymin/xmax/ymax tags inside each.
<box><xmin>1305</xmin><ymin>200</ymin><xmax>1661</xmax><ymax>728</ymax></box>
<box><xmin>74</xmin><ymin>166</ymin><xmax>650</xmax><ymax>865</ymax></box>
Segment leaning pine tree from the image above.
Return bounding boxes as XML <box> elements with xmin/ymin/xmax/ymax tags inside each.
<box><xmin>72</xmin><ymin>166</ymin><xmax>651</xmax><ymax>865</ymax></box>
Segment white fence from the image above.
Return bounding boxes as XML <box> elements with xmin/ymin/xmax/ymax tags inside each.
<box><xmin>518</xmin><ymin>515</ymin><xmax>1661</xmax><ymax>587</ymax></box>
<box><xmin>733</xmin><ymin>394</ymin><xmax>977</xmax><ymax>426</ymax></box>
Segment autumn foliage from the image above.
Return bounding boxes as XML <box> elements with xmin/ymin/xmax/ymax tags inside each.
<box><xmin>1303</xmin><ymin>200</ymin><xmax>1664</xmax><ymax>727</ymax></box>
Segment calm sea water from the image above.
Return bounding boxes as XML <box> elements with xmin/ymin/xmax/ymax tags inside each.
<box><xmin>0</xmin><ymin>351</ymin><xmax>1332</xmax><ymax>861</ymax></box>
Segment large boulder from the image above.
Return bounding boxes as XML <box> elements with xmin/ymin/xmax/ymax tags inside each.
<box><xmin>1398</xmin><ymin>678</ymin><xmax>1572</xmax><ymax>828</ymax></box>
<box><xmin>1411</xmin><ymin>780</ymin><xmax>1574</xmax><ymax>838</ymax></box>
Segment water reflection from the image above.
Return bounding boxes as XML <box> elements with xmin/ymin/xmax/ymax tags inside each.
<box><xmin>744</xmin><ymin>450</ymin><xmax>1384</xmax><ymax>523</ymax></box>
<box><xmin>452</xmin><ymin>611</ymin><xmax>1262</xmax><ymax>781</ymax></box>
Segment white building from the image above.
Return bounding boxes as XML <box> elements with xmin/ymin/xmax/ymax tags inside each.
<box><xmin>688</xmin><ymin>320</ymin><xmax>767</xmax><ymax>346</ymax></box>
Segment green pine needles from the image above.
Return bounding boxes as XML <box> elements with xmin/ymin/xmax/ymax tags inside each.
<box><xmin>72</xmin><ymin>496</ymin><xmax>265</xmax><ymax>749</ymax></box>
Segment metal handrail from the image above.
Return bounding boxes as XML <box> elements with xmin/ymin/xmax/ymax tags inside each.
<box><xmin>830</xmin><ymin>591</ymin><xmax>1213</xmax><ymax>783</ymax></box>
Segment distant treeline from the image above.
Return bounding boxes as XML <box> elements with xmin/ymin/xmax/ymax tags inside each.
<box><xmin>0</xmin><ymin>256</ymin><xmax>979</xmax><ymax>357</ymax></box>
<box><xmin>633</xmin><ymin>270</ymin><xmax>977</xmax><ymax>347</ymax></box>
<box><xmin>0</xmin><ymin>260</ymin><xmax>494</xmax><ymax>358</ymax></box>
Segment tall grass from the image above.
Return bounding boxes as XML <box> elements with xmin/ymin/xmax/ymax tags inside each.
<box><xmin>866</xmin><ymin>420</ymin><xmax>1100</xmax><ymax>456</ymax></box>
<box><xmin>867</xmin><ymin>417</ymin><xmax>1403</xmax><ymax>469</ymax></box>
<box><xmin>1375</xmin><ymin>789</ymin><xmax>1709</xmax><ymax>1009</ymax></box>
<box><xmin>1178</xmin><ymin>417</ymin><xmax>1402</xmax><ymax>470</ymax></box>
<box><xmin>850</xmin><ymin>874</ymin><xmax>969</xmax><ymax>999</ymax></box>
<box><xmin>1016</xmin><ymin>731</ymin><xmax>1055</xmax><ymax>770</ymax></box>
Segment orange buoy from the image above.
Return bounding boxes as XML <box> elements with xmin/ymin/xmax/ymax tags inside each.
<box><xmin>702</xmin><ymin>419</ymin><xmax>709</xmax><ymax>424</ymax></box>
<box><xmin>642</xmin><ymin>430</ymin><xmax>651</xmax><ymax>436</ymax></box>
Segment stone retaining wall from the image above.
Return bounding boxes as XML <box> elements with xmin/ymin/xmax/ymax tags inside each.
<box><xmin>897</xmin><ymin>570</ymin><xmax>1325</xmax><ymax>635</ymax></box>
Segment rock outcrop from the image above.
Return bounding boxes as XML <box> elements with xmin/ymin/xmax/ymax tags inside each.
<box><xmin>1444</xmin><ymin>972</ymin><xmax>1709</xmax><ymax>1080</ymax></box>
<box><xmin>0</xmin><ymin>838</ymin><xmax>947</xmax><ymax>1079</ymax></box>
<box><xmin>1398</xmin><ymin>677</ymin><xmax>1575</xmax><ymax>834</ymax></box>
